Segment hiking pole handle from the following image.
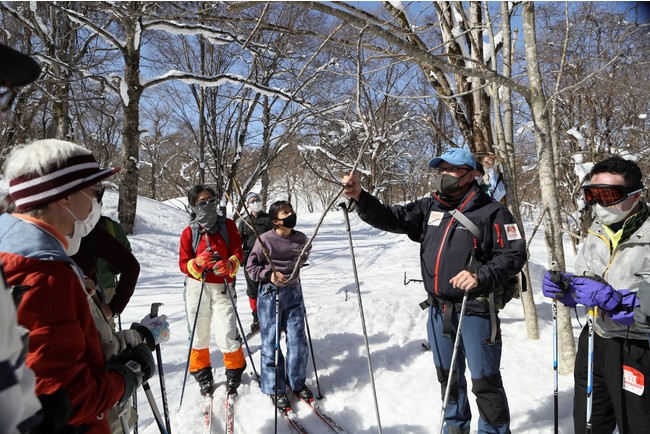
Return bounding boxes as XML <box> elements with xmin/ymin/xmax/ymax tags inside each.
<box><xmin>150</xmin><ymin>302</ymin><xmax>163</xmax><ymax>318</ymax></box>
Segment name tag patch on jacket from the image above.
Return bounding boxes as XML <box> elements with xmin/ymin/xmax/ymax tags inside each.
<box><xmin>428</xmin><ymin>211</ymin><xmax>445</xmax><ymax>226</ymax></box>
<box><xmin>622</xmin><ymin>365</ymin><xmax>644</xmax><ymax>396</ymax></box>
<box><xmin>504</xmin><ymin>224</ymin><xmax>522</xmax><ymax>241</ymax></box>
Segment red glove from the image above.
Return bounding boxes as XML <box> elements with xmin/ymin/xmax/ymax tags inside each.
<box><xmin>215</xmin><ymin>255</ymin><xmax>240</xmax><ymax>277</ymax></box>
<box><xmin>194</xmin><ymin>250</ymin><xmax>216</xmax><ymax>271</ymax></box>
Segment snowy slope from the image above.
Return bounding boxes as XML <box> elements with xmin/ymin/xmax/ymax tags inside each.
<box><xmin>105</xmin><ymin>190</ymin><xmax>583</xmax><ymax>434</ymax></box>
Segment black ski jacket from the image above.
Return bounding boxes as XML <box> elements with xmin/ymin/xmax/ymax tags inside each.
<box><xmin>238</xmin><ymin>211</ymin><xmax>273</xmax><ymax>257</ymax></box>
<box><xmin>355</xmin><ymin>183</ymin><xmax>527</xmax><ymax>315</ymax></box>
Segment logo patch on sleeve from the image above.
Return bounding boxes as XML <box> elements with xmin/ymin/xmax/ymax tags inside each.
<box><xmin>428</xmin><ymin>211</ymin><xmax>445</xmax><ymax>226</ymax></box>
<box><xmin>504</xmin><ymin>224</ymin><xmax>522</xmax><ymax>241</ymax></box>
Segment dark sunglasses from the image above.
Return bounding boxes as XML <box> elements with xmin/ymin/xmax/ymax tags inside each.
<box><xmin>582</xmin><ymin>184</ymin><xmax>642</xmax><ymax>207</ymax></box>
<box><xmin>196</xmin><ymin>197</ymin><xmax>217</xmax><ymax>208</ymax></box>
<box><xmin>88</xmin><ymin>185</ymin><xmax>105</xmax><ymax>203</ymax></box>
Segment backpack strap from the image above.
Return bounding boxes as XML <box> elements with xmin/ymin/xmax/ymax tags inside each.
<box><xmin>449</xmin><ymin>208</ymin><xmax>499</xmax><ymax>342</ymax></box>
<box><xmin>104</xmin><ymin>218</ymin><xmax>117</xmax><ymax>238</ymax></box>
<box><xmin>190</xmin><ymin>221</ymin><xmax>201</xmax><ymax>255</ymax></box>
<box><xmin>448</xmin><ymin>209</ymin><xmax>483</xmax><ymax>244</ymax></box>
<box><xmin>189</xmin><ymin>219</ymin><xmax>230</xmax><ymax>255</ymax></box>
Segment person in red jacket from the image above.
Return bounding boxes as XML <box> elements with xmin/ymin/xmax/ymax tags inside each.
<box><xmin>179</xmin><ymin>185</ymin><xmax>246</xmax><ymax>396</ymax></box>
<box><xmin>0</xmin><ymin>138</ymin><xmax>155</xmax><ymax>434</ymax></box>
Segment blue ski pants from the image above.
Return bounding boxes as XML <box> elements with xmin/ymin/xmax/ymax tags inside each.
<box><xmin>258</xmin><ymin>282</ymin><xmax>309</xmax><ymax>395</ymax></box>
<box><xmin>427</xmin><ymin>304</ymin><xmax>510</xmax><ymax>434</ymax></box>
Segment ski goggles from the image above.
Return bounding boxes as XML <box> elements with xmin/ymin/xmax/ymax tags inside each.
<box><xmin>581</xmin><ymin>184</ymin><xmax>643</xmax><ymax>207</ymax></box>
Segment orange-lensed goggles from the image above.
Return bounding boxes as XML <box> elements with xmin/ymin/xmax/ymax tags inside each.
<box><xmin>582</xmin><ymin>184</ymin><xmax>643</xmax><ymax>207</ymax></box>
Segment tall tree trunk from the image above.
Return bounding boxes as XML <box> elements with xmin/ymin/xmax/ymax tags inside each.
<box><xmin>118</xmin><ymin>8</ymin><xmax>144</xmax><ymax>234</ymax></box>
<box><xmin>490</xmin><ymin>2</ymin><xmax>539</xmax><ymax>339</ymax></box>
<box><xmin>522</xmin><ymin>2</ymin><xmax>575</xmax><ymax>373</ymax></box>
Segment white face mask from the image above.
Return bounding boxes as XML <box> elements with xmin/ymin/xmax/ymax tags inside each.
<box><xmin>249</xmin><ymin>201</ymin><xmax>262</xmax><ymax>213</ymax></box>
<box><xmin>595</xmin><ymin>199</ymin><xmax>640</xmax><ymax>225</ymax></box>
<box><xmin>64</xmin><ymin>195</ymin><xmax>101</xmax><ymax>255</ymax></box>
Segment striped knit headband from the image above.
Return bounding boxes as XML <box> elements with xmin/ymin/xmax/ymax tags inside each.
<box><xmin>9</xmin><ymin>154</ymin><xmax>120</xmax><ymax>212</ymax></box>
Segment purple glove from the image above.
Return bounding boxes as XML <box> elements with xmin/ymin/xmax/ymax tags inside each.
<box><xmin>541</xmin><ymin>271</ymin><xmax>577</xmax><ymax>308</ymax></box>
<box><xmin>606</xmin><ymin>290</ymin><xmax>639</xmax><ymax>327</ymax></box>
<box><xmin>572</xmin><ymin>276</ymin><xmax>622</xmax><ymax>311</ymax></box>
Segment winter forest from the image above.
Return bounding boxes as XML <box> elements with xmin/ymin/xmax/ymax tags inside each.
<box><xmin>1</xmin><ymin>0</ymin><xmax>649</xmax><ymax>395</ymax></box>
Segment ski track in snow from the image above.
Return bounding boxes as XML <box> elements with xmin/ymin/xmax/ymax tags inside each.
<box><xmin>103</xmin><ymin>191</ymin><xmax>583</xmax><ymax>433</ymax></box>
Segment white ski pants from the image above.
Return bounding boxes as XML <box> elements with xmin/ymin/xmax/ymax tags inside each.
<box><xmin>184</xmin><ymin>279</ymin><xmax>241</xmax><ymax>354</ymax></box>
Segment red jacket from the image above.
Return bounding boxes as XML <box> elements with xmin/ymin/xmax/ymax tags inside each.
<box><xmin>0</xmin><ymin>214</ymin><xmax>125</xmax><ymax>434</ymax></box>
<box><xmin>179</xmin><ymin>218</ymin><xmax>244</xmax><ymax>284</ymax></box>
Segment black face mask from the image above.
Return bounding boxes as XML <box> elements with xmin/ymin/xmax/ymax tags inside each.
<box><xmin>432</xmin><ymin>173</ymin><xmax>467</xmax><ymax>197</ymax></box>
<box><xmin>280</xmin><ymin>213</ymin><xmax>297</xmax><ymax>229</ymax></box>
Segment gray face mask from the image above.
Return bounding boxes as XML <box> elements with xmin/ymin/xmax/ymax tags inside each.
<box><xmin>432</xmin><ymin>173</ymin><xmax>465</xmax><ymax>197</ymax></box>
<box><xmin>192</xmin><ymin>201</ymin><xmax>219</xmax><ymax>232</ymax></box>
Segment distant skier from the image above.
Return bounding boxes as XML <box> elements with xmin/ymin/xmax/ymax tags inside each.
<box><xmin>179</xmin><ymin>185</ymin><xmax>246</xmax><ymax>396</ymax></box>
<box><xmin>238</xmin><ymin>191</ymin><xmax>273</xmax><ymax>334</ymax></box>
<box><xmin>245</xmin><ymin>200</ymin><xmax>313</xmax><ymax>411</ymax></box>
<box><xmin>343</xmin><ymin>148</ymin><xmax>527</xmax><ymax>434</ymax></box>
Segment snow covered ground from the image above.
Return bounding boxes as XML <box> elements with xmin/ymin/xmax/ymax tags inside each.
<box><xmin>105</xmin><ymin>190</ymin><xmax>584</xmax><ymax>434</ymax></box>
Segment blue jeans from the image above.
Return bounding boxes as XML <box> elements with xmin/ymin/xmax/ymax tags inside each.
<box><xmin>428</xmin><ymin>304</ymin><xmax>510</xmax><ymax>434</ymax></box>
<box><xmin>258</xmin><ymin>282</ymin><xmax>309</xmax><ymax>395</ymax></box>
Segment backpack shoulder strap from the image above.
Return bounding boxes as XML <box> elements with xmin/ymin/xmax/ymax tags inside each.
<box><xmin>190</xmin><ymin>221</ymin><xmax>201</xmax><ymax>255</ymax></box>
<box><xmin>190</xmin><ymin>219</ymin><xmax>230</xmax><ymax>253</ymax></box>
<box><xmin>218</xmin><ymin>218</ymin><xmax>230</xmax><ymax>250</ymax></box>
<box><xmin>448</xmin><ymin>209</ymin><xmax>483</xmax><ymax>244</ymax></box>
<box><xmin>104</xmin><ymin>218</ymin><xmax>116</xmax><ymax>238</ymax></box>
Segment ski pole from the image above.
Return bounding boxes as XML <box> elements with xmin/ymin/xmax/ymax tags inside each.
<box><xmin>179</xmin><ymin>272</ymin><xmax>207</xmax><ymax>408</ymax></box>
<box><xmin>549</xmin><ymin>262</ymin><xmax>560</xmax><ymax>434</ymax></box>
<box><xmin>149</xmin><ymin>303</ymin><xmax>172</xmax><ymax>434</ymax></box>
<box><xmin>552</xmin><ymin>299</ymin><xmax>559</xmax><ymax>434</ymax></box>
<box><xmin>438</xmin><ymin>290</ymin><xmax>469</xmax><ymax>434</ymax></box>
<box><xmin>141</xmin><ymin>380</ymin><xmax>169</xmax><ymax>434</ymax></box>
<box><xmin>302</xmin><ymin>300</ymin><xmax>323</xmax><ymax>399</ymax></box>
<box><xmin>274</xmin><ymin>282</ymin><xmax>281</xmax><ymax>434</ymax></box>
<box><xmin>339</xmin><ymin>200</ymin><xmax>382</xmax><ymax>434</ymax></box>
<box><xmin>586</xmin><ymin>307</ymin><xmax>595</xmax><ymax>434</ymax></box>
<box><xmin>224</xmin><ymin>280</ymin><xmax>260</xmax><ymax>383</ymax></box>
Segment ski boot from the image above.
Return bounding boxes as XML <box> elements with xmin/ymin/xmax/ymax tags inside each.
<box><xmin>250</xmin><ymin>311</ymin><xmax>260</xmax><ymax>334</ymax></box>
<box><xmin>296</xmin><ymin>385</ymin><xmax>313</xmax><ymax>401</ymax></box>
<box><xmin>225</xmin><ymin>365</ymin><xmax>246</xmax><ymax>395</ymax></box>
<box><xmin>191</xmin><ymin>367</ymin><xmax>214</xmax><ymax>396</ymax></box>
<box><xmin>271</xmin><ymin>393</ymin><xmax>290</xmax><ymax>411</ymax></box>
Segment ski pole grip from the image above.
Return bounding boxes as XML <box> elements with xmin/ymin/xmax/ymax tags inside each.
<box><xmin>150</xmin><ymin>302</ymin><xmax>163</xmax><ymax>318</ymax></box>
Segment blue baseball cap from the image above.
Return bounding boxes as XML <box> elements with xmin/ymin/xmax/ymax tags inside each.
<box><xmin>428</xmin><ymin>148</ymin><xmax>477</xmax><ymax>170</ymax></box>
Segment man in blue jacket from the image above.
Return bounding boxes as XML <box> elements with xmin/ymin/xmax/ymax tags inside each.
<box><xmin>343</xmin><ymin>148</ymin><xmax>527</xmax><ymax>434</ymax></box>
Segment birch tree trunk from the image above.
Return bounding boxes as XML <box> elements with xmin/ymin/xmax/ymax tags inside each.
<box><xmin>490</xmin><ymin>2</ymin><xmax>539</xmax><ymax>339</ymax></box>
<box><xmin>522</xmin><ymin>2</ymin><xmax>575</xmax><ymax>373</ymax></box>
<box><xmin>117</xmin><ymin>5</ymin><xmax>144</xmax><ymax>234</ymax></box>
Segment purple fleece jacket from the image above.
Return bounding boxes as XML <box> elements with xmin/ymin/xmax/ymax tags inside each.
<box><xmin>245</xmin><ymin>228</ymin><xmax>310</xmax><ymax>284</ymax></box>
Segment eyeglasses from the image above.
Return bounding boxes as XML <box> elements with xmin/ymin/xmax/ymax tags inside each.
<box><xmin>196</xmin><ymin>197</ymin><xmax>217</xmax><ymax>208</ymax></box>
<box><xmin>582</xmin><ymin>184</ymin><xmax>643</xmax><ymax>207</ymax></box>
<box><xmin>83</xmin><ymin>185</ymin><xmax>105</xmax><ymax>203</ymax></box>
<box><xmin>94</xmin><ymin>186</ymin><xmax>105</xmax><ymax>203</ymax></box>
<box><xmin>434</xmin><ymin>166</ymin><xmax>471</xmax><ymax>175</ymax></box>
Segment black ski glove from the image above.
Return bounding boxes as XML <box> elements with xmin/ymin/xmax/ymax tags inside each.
<box><xmin>30</xmin><ymin>388</ymin><xmax>73</xmax><ymax>434</ymax></box>
<box><xmin>108</xmin><ymin>343</ymin><xmax>156</xmax><ymax>404</ymax></box>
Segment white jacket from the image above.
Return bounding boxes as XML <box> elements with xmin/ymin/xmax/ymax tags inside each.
<box><xmin>0</xmin><ymin>269</ymin><xmax>42</xmax><ymax>434</ymax></box>
<box><xmin>574</xmin><ymin>212</ymin><xmax>650</xmax><ymax>340</ymax></box>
